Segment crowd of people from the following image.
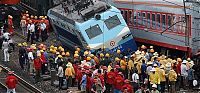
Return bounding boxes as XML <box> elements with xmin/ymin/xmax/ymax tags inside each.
<box><xmin>15</xmin><ymin>42</ymin><xmax>198</xmax><ymax>93</ymax></box>
<box><xmin>20</xmin><ymin>11</ymin><xmax>50</xmax><ymax>44</ymax></box>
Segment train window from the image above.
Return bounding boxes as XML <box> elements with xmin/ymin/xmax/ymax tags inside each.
<box><xmin>137</xmin><ymin>11</ymin><xmax>141</xmax><ymax>26</ymax></box>
<box><xmin>104</xmin><ymin>15</ymin><xmax>121</xmax><ymax>30</ymax></box>
<box><xmin>85</xmin><ymin>24</ymin><xmax>102</xmax><ymax>39</ymax></box>
<box><xmin>152</xmin><ymin>14</ymin><xmax>156</xmax><ymax>29</ymax></box>
<box><xmin>124</xmin><ymin>11</ymin><xmax>128</xmax><ymax>23</ymax></box>
<box><xmin>182</xmin><ymin>16</ymin><xmax>186</xmax><ymax>33</ymax></box>
<box><xmin>162</xmin><ymin>15</ymin><xmax>166</xmax><ymax>30</ymax></box>
<box><xmin>142</xmin><ymin>12</ymin><xmax>146</xmax><ymax>26</ymax></box>
<box><xmin>147</xmin><ymin>13</ymin><xmax>151</xmax><ymax>28</ymax></box>
<box><xmin>156</xmin><ymin>14</ymin><xmax>161</xmax><ymax>29</ymax></box>
<box><xmin>168</xmin><ymin>15</ymin><xmax>172</xmax><ymax>31</ymax></box>
<box><xmin>121</xmin><ymin>10</ymin><xmax>124</xmax><ymax>15</ymax></box>
<box><xmin>173</xmin><ymin>16</ymin><xmax>177</xmax><ymax>32</ymax></box>
<box><xmin>133</xmin><ymin>11</ymin><xmax>137</xmax><ymax>25</ymax></box>
<box><xmin>129</xmin><ymin>11</ymin><xmax>132</xmax><ymax>24</ymax></box>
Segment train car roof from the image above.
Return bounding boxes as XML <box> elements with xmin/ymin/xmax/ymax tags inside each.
<box><xmin>48</xmin><ymin>0</ymin><xmax>110</xmax><ymax>23</ymax></box>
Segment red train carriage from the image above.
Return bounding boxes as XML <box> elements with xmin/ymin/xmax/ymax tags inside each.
<box><xmin>111</xmin><ymin>0</ymin><xmax>198</xmax><ymax>57</ymax></box>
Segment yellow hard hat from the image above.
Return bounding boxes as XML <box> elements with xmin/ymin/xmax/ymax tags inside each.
<box><xmin>117</xmin><ymin>50</ymin><xmax>121</xmax><ymax>54</ymax></box>
<box><xmin>44</xmin><ymin>16</ymin><xmax>47</xmax><ymax>19</ymax></box>
<box><xmin>58</xmin><ymin>55</ymin><xmax>62</xmax><ymax>58</ymax></box>
<box><xmin>76</xmin><ymin>48</ymin><xmax>80</xmax><ymax>52</ymax></box>
<box><xmin>84</xmin><ymin>51</ymin><xmax>89</xmax><ymax>55</ymax></box>
<box><xmin>66</xmin><ymin>52</ymin><xmax>70</xmax><ymax>56</ymax></box>
<box><xmin>75</xmin><ymin>51</ymin><xmax>79</xmax><ymax>54</ymax></box>
<box><xmin>54</xmin><ymin>47</ymin><xmax>57</xmax><ymax>50</ymax></box>
<box><xmin>100</xmin><ymin>53</ymin><xmax>104</xmax><ymax>57</ymax></box>
<box><xmin>61</xmin><ymin>52</ymin><xmax>65</xmax><ymax>56</ymax></box>
<box><xmin>58</xmin><ymin>46</ymin><xmax>62</xmax><ymax>50</ymax></box>
<box><xmin>34</xmin><ymin>16</ymin><xmax>38</xmax><ymax>19</ymax></box>
<box><xmin>50</xmin><ymin>45</ymin><xmax>54</xmax><ymax>49</ymax></box>
<box><xmin>40</xmin><ymin>50</ymin><xmax>44</xmax><ymax>53</ymax></box>
<box><xmin>87</xmin><ymin>57</ymin><xmax>91</xmax><ymax>61</ymax></box>
<box><xmin>37</xmin><ymin>53</ymin><xmax>41</xmax><ymax>57</ymax></box>
<box><xmin>50</xmin><ymin>49</ymin><xmax>53</xmax><ymax>52</ymax></box>
<box><xmin>18</xmin><ymin>43</ymin><xmax>22</xmax><ymax>47</ymax></box>
<box><xmin>25</xmin><ymin>11</ymin><xmax>29</xmax><ymax>13</ymax></box>
<box><xmin>74</xmin><ymin>54</ymin><xmax>79</xmax><ymax>57</ymax></box>
<box><xmin>22</xmin><ymin>42</ymin><xmax>28</xmax><ymax>46</ymax></box>
<box><xmin>105</xmin><ymin>53</ymin><xmax>110</xmax><ymax>57</ymax></box>
<box><xmin>52</xmin><ymin>50</ymin><xmax>57</xmax><ymax>54</ymax></box>
<box><xmin>141</xmin><ymin>45</ymin><xmax>146</xmax><ymax>49</ymax></box>
<box><xmin>150</xmin><ymin>49</ymin><xmax>154</xmax><ymax>53</ymax></box>
<box><xmin>61</xmin><ymin>48</ymin><xmax>64</xmax><ymax>52</ymax></box>
<box><xmin>90</xmin><ymin>54</ymin><xmax>94</xmax><ymax>58</ymax></box>
<box><xmin>177</xmin><ymin>58</ymin><xmax>182</xmax><ymax>62</ymax></box>
<box><xmin>115</xmin><ymin>57</ymin><xmax>120</xmax><ymax>61</ymax></box>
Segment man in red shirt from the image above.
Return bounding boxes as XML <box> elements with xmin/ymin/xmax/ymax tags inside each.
<box><xmin>122</xmin><ymin>79</ymin><xmax>133</xmax><ymax>93</ymax></box>
<box><xmin>114</xmin><ymin>72</ymin><xmax>124</xmax><ymax>93</ymax></box>
<box><xmin>176</xmin><ymin>58</ymin><xmax>182</xmax><ymax>91</ymax></box>
<box><xmin>86</xmin><ymin>70</ymin><xmax>93</xmax><ymax>93</ymax></box>
<box><xmin>34</xmin><ymin>54</ymin><xmax>42</xmax><ymax>83</ymax></box>
<box><xmin>106</xmin><ymin>69</ymin><xmax>115</xmax><ymax>93</ymax></box>
<box><xmin>76</xmin><ymin>66</ymin><xmax>82</xmax><ymax>90</ymax></box>
<box><xmin>6</xmin><ymin>72</ymin><xmax>18</xmax><ymax>93</ymax></box>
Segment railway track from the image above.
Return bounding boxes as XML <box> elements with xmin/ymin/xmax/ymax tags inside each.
<box><xmin>0</xmin><ymin>65</ymin><xmax>43</xmax><ymax>93</ymax></box>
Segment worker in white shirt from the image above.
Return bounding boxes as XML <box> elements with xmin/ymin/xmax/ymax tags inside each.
<box><xmin>3</xmin><ymin>30</ymin><xmax>10</xmax><ymax>41</ymax></box>
<box><xmin>29</xmin><ymin>22</ymin><xmax>35</xmax><ymax>44</ymax></box>
<box><xmin>26</xmin><ymin>20</ymin><xmax>31</xmax><ymax>42</ymax></box>
<box><xmin>2</xmin><ymin>39</ymin><xmax>10</xmax><ymax>62</ymax></box>
<box><xmin>40</xmin><ymin>20</ymin><xmax>47</xmax><ymax>42</ymax></box>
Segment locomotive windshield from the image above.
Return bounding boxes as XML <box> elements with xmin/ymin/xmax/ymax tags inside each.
<box><xmin>104</xmin><ymin>15</ymin><xmax>121</xmax><ymax>30</ymax></box>
<box><xmin>85</xmin><ymin>24</ymin><xmax>102</xmax><ymax>39</ymax></box>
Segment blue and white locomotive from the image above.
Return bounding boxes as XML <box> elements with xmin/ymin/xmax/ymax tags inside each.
<box><xmin>47</xmin><ymin>0</ymin><xmax>137</xmax><ymax>52</ymax></box>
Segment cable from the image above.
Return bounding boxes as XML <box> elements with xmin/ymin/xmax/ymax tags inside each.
<box><xmin>162</xmin><ymin>0</ymin><xmax>200</xmax><ymax>13</ymax></box>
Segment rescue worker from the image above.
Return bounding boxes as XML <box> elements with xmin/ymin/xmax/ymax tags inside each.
<box><xmin>114</xmin><ymin>72</ymin><xmax>124</xmax><ymax>93</ymax></box>
<box><xmin>151</xmin><ymin>84</ymin><xmax>159</xmax><ymax>93</ymax></box>
<box><xmin>26</xmin><ymin>20</ymin><xmax>32</xmax><ymax>42</ymax></box>
<box><xmin>27</xmin><ymin>47</ymin><xmax>34</xmax><ymax>74</ymax></box>
<box><xmin>149</xmin><ymin>68</ymin><xmax>160</xmax><ymax>89</ymax></box>
<box><xmin>40</xmin><ymin>20</ymin><xmax>48</xmax><ymax>42</ymax></box>
<box><xmin>121</xmin><ymin>79</ymin><xmax>133</xmax><ymax>93</ymax></box>
<box><xmin>34</xmin><ymin>21</ymin><xmax>40</xmax><ymax>42</ymax></box>
<box><xmin>20</xmin><ymin>16</ymin><xmax>27</xmax><ymax>36</ymax></box>
<box><xmin>159</xmin><ymin>65</ymin><xmax>166</xmax><ymax>93</ymax></box>
<box><xmin>57</xmin><ymin>62</ymin><xmax>64</xmax><ymax>90</ymax></box>
<box><xmin>29</xmin><ymin>21</ymin><xmax>35</xmax><ymax>44</ymax></box>
<box><xmin>176</xmin><ymin>58</ymin><xmax>182</xmax><ymax>91</ymax></box>
<box><xmin>181</xmin><ymin>60</ymin><xmax>188</xmax><ymax>90</ymax></box>
<box><xmin>106</xmin><ymin>69</ymin><xmax>115</xmax><ymax>93</ymax></box>
<box><xmin>2</xmin><ymin>39</ymin><xmax>10</xmax><ymax>62</ymax></box>
<box><xmin>65</xmin><ymin>64</ymin><xmax>75</xmax><ymax>88</ymax></box>
<box><xmin>7</xmin><ymin>15</ymin><xmax>14</xmax><ymax>35</ymax></box>
<box><xmin>80</xmin><ymin>70</ymin><xmax>87</xmax><ymax>93</ymax></box>
<box><xmin>18</xmin><ymin>43</ymin><xmax>26</xmax><ymax>70</ymax></box>
<box><xmin>34</xmin><ymin>53</ymin><xmax>42</xmax><ymax>83</ymax></box>
<box><xmin>6</xmin><ymin>72</ymin><xmax>18</xmax><ymax>93</ymax></box>
<box><xmin>132</xmin><ymin>69</ymin><xmax>139</xmax><ymax>92</ymax></box>
<box><xmin>168</xmin><ymin>68</ymin><xmax>177</xmax><ymax>93</ymax></box>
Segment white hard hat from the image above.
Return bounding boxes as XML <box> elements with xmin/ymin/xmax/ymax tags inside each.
<box><xmin>182</xmin><ymin>60</ymin><xmax>187</xmax><ymax>64</ymax></box>
<box><xmin>152</xmin><ymin>84</ymin><xmax>157</xmax><ymax>88</ymax></box>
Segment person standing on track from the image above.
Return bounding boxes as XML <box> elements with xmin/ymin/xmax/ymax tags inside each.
<box><xmin>2</xmin><ymin>39</ymin><xmax>10</xmax><ymax>62</ymax></box>
<box><xmin>40</xmin><ymin>20</ymin><xmax>47</xmax><ymax>42</ymax></box>
<box><xmin>7</xmin><ymin>15</ymin><xmax>14</xmax><ymax>35</ymax></box>
<box><xmin>6</xmin><ymin>72</ymin><xmax>18</xmax><ymax>93</ymax></box>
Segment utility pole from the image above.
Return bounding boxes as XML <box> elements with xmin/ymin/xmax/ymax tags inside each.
<box><xmin>183</xmin><ymin>0</ymin><xmax>190</xmax><ymax>57</ymax></box>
